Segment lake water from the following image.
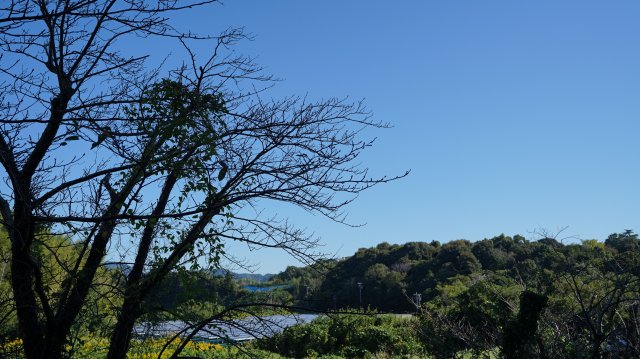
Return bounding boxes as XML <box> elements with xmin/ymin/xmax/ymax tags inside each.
<box><xmin>133</xmin><ymin>314</ymin><xmax>318</xmax><ymax>343</ymax></box>
<box><xmin>242</xmin><ymin>284</ymin><xmax>290</xmax><ymax>292</ymax></box>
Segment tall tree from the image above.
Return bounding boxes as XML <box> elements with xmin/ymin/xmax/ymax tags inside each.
<box><xmin>0</xmin><ymin>1</ymin><xmax>405</xmax><ymax>358</ymax></box>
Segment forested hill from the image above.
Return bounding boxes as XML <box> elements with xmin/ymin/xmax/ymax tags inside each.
<box><xmin>272</xmin><ymin>231</ymin><xmax>640</xmax><ymax>312</ymax></box>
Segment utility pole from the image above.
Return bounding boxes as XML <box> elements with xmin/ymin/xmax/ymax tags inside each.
<box><xmin>412</xmin><ymin>292</ymin><xmax>422</xmax><ymax>312</ymax></box>
<box><xmin>357</xmin><ymin>282</ymin><xmax>363</xmax><ymax>308</ymax></box>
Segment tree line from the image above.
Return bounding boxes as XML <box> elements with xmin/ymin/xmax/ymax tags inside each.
<box><xmin>268</xmin><ymin>231</ymin><xmax>640</xmax><ymax>358</ymax></box>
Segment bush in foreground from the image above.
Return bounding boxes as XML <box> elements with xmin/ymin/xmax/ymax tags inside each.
<box><xmin>258</xmin><ymin>313</ymin><xmax>425</xmax><ymax>358</ymax></box>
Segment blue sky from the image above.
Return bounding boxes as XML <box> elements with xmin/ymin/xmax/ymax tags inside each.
<box><xmin>139</xmin><ymin>1</ymin><xmax>639</xmax><ymax>273</ymax></box>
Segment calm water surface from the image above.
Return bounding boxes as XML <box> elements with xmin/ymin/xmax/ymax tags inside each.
<box><xmin>134</xmin><ymin>314</ymin><xmax>319</xmax><ymax>342</ymax></box>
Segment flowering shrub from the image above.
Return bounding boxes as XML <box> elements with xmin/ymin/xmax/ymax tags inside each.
<box><xmin>1</xmin><ymin>336</ymin><xmax>223</xmax><ymax>359</ymax></box>
<box><xmin>0</xmin><ymin>338</ymin><xmax>22</xmax><ymax>358</ymax></box>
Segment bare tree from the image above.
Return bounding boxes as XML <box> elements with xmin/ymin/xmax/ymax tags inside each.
<box><xmin>555</xmin><ymin>260</ymin><xmax>640</xmax><ymax>359</ymax></box>
<box><xmin>541</xmin><ymin>253</ymin><xmax>640</xmax><ymax>358</ymax></box>
<box><xmin>417</xmin><ymin>309</ymin><xmax>498</xmax><ymax>359</ymax></box>
<box><xmin>0</xmin><ymin>1</ymin><xmax>405</xmax><ymax>358</ymax></box>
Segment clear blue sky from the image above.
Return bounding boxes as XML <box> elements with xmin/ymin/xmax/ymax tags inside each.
<box><xmin>139</xmin><ymin>1</ymin><xmax>639</xmax><ymax>273</ymax></box>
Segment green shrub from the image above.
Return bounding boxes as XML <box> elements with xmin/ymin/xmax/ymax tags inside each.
<box><xmin>259</xmin><ymin>313</ymin><xmax>425</xmax><ymax>358</ymax></box>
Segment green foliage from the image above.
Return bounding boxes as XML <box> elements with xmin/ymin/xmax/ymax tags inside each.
<box><xmin>269</xmin><ymin>231</ymin><xmax>640</xmax><ymax>358</ymax></box>
<box><xmin>0</xmin><ymin>227</ymin><xmax>16</xmax><ymax>337</ymax></box>
<box><xmin>271</xmin><ymin>260</ymin><xmax>336</xmax><ymax>303</ymax></box>
<box><xmin>604</xmin><ymin>230</ymin><xmax>639</xmax><ymax>253</ymax></box>
<box><xmin>0</xmin><ymin>228</ymin><xmax>123</xmax><ymax>339</ymax></box>
<box><xmin>0</xmin><ymin>336</ymin><xmax>272</xmax><ymax>359</ymax></box>
<box><xmin>259</xmin><ymin>313</ymin><xmax>425</xmax><ymax>358</ymax></box>
<box><xmin>315</xmin><ymin>242</ymin><xmax>438</xmax><ymax>311</ymax></box>
<box><xmin>142</xmin><ymin>269</ymin><xmax>242</xmax><ymax>322</ymax></box>
<box><xmin>5</xmin><ymin>225</ymin><xmax>639</xmax><ymax>358</ymax></box>
<box><xmin>119</xmin><ymin>78</ymin><xmax>231</xmax><ymax>272</ymax></box>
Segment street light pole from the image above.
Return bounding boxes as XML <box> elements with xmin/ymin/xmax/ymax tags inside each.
<box><xmin>412</xmin><ymin>292</ymin><xmax>422</xmax><ymax>312</ymax></box>
<box><xmin>357</xmin><ymin>282</ymin><xmax>363</xmax><ymax>308</ymax></box>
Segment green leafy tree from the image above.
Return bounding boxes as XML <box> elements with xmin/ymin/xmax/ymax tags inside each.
<box><xmin>605</xmin><ymin>230</ymin><xmax>640</xmax><ymax>253</ymax></box>
<box><xmin>432</xmin><ymin>240</ymin><xmax>481</xmax><ymax>281</ymax></box>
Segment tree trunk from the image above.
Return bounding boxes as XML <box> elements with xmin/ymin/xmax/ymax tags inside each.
<box><xmin>107</xmin><ymin>299</ymin><xmax>142</xmax><ymax>359</ymax></box>
<box><xmin>10</xmin><ymin>206</ymin><xmax>45</xmax><ymax>359</ymax></box>
<box><xmin>591</xmin><ymin>336</ymin><xmax>603</xmax><ymax>359</ymax></box>
<box><xmin>11</xmin><ymin>247</ymin><xmax>45</xmax><ymax>358</ymax></box>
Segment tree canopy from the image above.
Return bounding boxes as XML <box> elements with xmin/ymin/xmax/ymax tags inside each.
<box><xmin>273</xmin><ymin>231</ymin><xmax>640</xmax><ymax>358</ymax></box>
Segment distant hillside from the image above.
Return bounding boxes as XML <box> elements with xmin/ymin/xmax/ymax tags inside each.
<box><xmin>271</xmin><ymin>231</ymin><xmax>640</xmax><ymax>313</ymax></box>
<box><xmin>212</xmin><ymin>269</ymin><xmax>274</xmax><ymax>283</ymax></box>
